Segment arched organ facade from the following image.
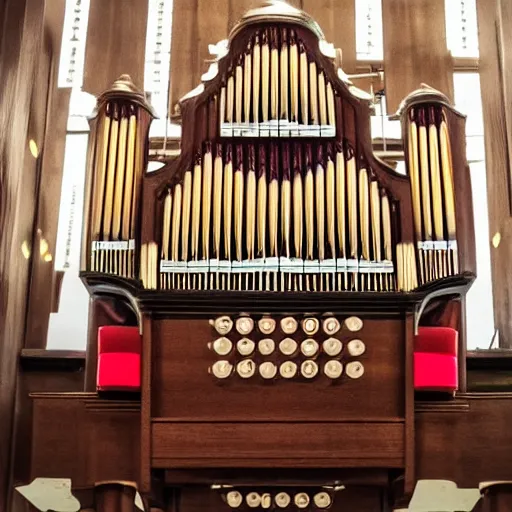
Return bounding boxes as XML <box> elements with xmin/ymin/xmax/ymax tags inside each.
<box><xmin>83</xmin><ymin>2</ymin><xmax>475</xmax><ymax>296</ymax></box>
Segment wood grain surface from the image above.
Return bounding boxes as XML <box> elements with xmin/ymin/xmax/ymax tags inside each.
<box><xmin>151</xmin><ymin>421</ymin><xmax>405</xmax><ymax>467</ymax></box>
<box><xmin>416</xmin><ymin>393</ymin><xmax>512</xmax><ymax>487</ymax></box>
<box><xmin>0</xmin><ymin>0</ymin><xmax>46</xmax><ymax>507</ymax></box>
<box><xmin>83</xmin><ymin>0</ymin><xmax>149</xmax><ymax>95</ymax></box>
<box><xmin>382</xmin><ymin>0</ymin><xmax>453</xmax><ymax>113</ymax></box>
<box><xmin>151</xmin><ymin>317</ymin><xmax>405</xmax><ymax>421</ymax></box>
<box><xmin>478</xmin><ymin>0</ymin><xmax>512</xmax><ymax>348</ymax></box>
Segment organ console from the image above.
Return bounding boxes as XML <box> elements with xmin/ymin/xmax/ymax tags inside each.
<box><xmin>20</xmin><ymin>2</ymin><xmax>512</xmax><ymax>512</ymax></box>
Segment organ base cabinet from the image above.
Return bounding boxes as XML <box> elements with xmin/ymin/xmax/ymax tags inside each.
<box><xmin>20</xmin><ymin>2</ymin><xmax>512</xmax><ymax>512</ymax></box>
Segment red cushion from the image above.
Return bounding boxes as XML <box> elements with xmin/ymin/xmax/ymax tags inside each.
<box><xmin>97</xmin><ymin>352</ymin><xmax>140</xmax><ymax>391</ymax></box>
<box><xmin>415</xmin><ymin>327</ymin><xmax>458</xmax><ymax>356</ymax></box>
<box><xmin>414</xmin><ymin>352</ymin><xmax>458</xmax><ymax>392</ymax></box>
<box><xmin>98</xmin><ymin>326</ymin><xmax>141</xmax><ymax>354</ymax></box>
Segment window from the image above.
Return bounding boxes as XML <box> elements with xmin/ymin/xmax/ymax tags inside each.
<box><xmin>370</xmin><ymin>94</ymin><xmax>402</xmax><ymax>142</ymax></box>
<box><xmin>356</xmin><ymin>0</ymin><xmax>384</xmax><ymax>61</ymax></box>
<box><xmin>144</xmin><ymin>0</ymin><xmax>176</xmax><ymax>138</ymax></box>
<box><xmin>46</xmin><ymin>133</ymin><xmax>90</xmax><ymax>350</ymax></box>
<box><xmin>58</xmin><ymin>0</ymin><xmax>90</xmax><ymax>88</ymax></box>
<box><xmin>453</xmin><ymin>72</ymin><xmax>494</xmax><ymax>349</ymax></box>
<box><xmin>445</xmin><ymin>0</ymin><xmax>479</xmax><ymax>59</ymax></box>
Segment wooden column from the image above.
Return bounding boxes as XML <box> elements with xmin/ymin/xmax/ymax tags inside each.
<box><xmin>479</xmin><ymin>482</ymin><xmax>512</xmax><ymax>511</ymax></box>
<box><xmin>302</xmin><ymin>0</ymin><xmax>356</xmax><ymax>73</ymax></box>
<box><xmin>168</xmin><ymin>0</ymin><xmax>200</xmax><ymax>116</ymax></box>
<box><xmin>0</xmin><ymin>0</ymin><xmax>47</xmax><ymax>507</ymax></box>
<box><xmin>477</xmin><ymin>0</ymin><xmax>512</xmax><ymax>347</ymax></box>
<box><xmin>83</xmin><ymin>0</ymin><xmax>149</xmax><ymax>96</ymax></box>
<box><xmin>24</xmin><ymin>0</ymin><xmax>69</xmax><ymax>349</ymax></box>
<box><xmin>382</xmin><ymin>0</ymin><xmax>453</xmax><ymax>113</ymax></box>
<box><xmin>94</xmin><ymin>482</ymin><xmax>137</xmax><ymax>512</ymax></box>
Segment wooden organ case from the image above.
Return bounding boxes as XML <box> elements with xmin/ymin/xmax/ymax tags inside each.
<box><xmin>28</xmin><ymin>2</ymin><xmax>512</xmax><ymax>512</ymax></box>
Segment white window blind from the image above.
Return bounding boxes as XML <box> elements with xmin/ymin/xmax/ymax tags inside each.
<box><xmin>58</xmin><ymin>0</ymin><xmax>90</xmax><ymax>88</ymax></box>
<box><xmin>356</xmin><ymin>0</ymin><xmax>383</xmax><ymax>61</ymax></box>
<box><xmin>453</xmin><ymin>72</ymin><xmax>494</xmax><ymax>348</ymax></box>
<box><xmin>144</xmin><ymin>0</ymin><xmax>174</xmax><ymax>138</ymax></box>
<box><xmin>47</xmin><ymin>133</ymin><xmax>90</xmax><ymax>350</ymax></box>
<box><xmin>445</xmin><ymin>0</ymin><xmax>479</xmax><ymax>58</ymax></box>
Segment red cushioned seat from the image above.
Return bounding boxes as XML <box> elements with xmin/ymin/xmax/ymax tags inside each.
<box><xmin>414</xmin><ymin>327</ymin><xmax>458</xmax><ymax>393</ymax></box>
<box><xmin>97</xmin><ymin>326</ymin><xmax>141</xmax><ymax>392</ymax></box>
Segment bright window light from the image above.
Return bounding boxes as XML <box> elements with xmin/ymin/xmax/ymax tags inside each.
<box><xmin>58</xmin><ymin>0</ymin><xmax>91</xmax><ymax>88</ymax></box>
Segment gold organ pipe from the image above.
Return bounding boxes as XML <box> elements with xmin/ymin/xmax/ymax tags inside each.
<box><xmin>326</xmin><ymin>144</ymin><xmax>336</xmax><ymax>258</ymax></box>
<box><xmin>316</xmin><ymin>145</ymin><xmax>326</xmax><ymax>260</ymax></box>
<box><xmin>202</xmin><ymin>142</ymin><xmax>213</xmax><ymax>259</ymax></box>
<box><xmin>299</xmin><ymin>42</ymin><xmax>309</xmax><ymax>125</ymax></box>
<box><xmin>91</xmin><ymin>106</ymin><xmax>110</xmax><ymax>240</ymax></box>
<box><xmin>269</xmin><ymin>143</ymin><xmax>279</xmax><ymax>257</ymax></box>
<box><xmin>270</xmin><ymin>27</ymin><xmax>279</xmax><ymax>120</ymax></box>
<box><xmin>257</xmin><ymin>144</ymin><xmax>267</xmax><ymax>257</ymax></box>
<box><xmin>112</xmin><ymin>105</ymin><xmax>128</xmax><ymax>240</ymax></box>
<box><xmin>280</xmin><ymin>28</ymin><xmax>289</xmax><ymax>121</ymax></box>
<box><xmin>234</xmin><ymin>145</ymin><xmax>244</xmax><ymax>261</ymax></box>
<box><xmin>191</xmin><ymin>152</ymin><xmax>202</xmax><ymax>259</ymax></box>
<box><xmin>121</xmin><ymin>106</ymin><xmax>137</xmax><ymax>240</ymax></box>
<box><xmin>252</xmin><ymin>34</ymin><xmax>261</xmax><ymax>124</ymax></box>
<box><xmin>223</xmin><ymin>144</ymin><xmax>234</xmax><ymax>260</ymax></box>
<box><xmin>246</xmin><ymin>145</ymin><xmax>257</xmax><ymax>259</ymax></box>
<box><xmin>290</xmin><ymin>30</ymin><xmax>299</xmax><ymax>123</ymax></box>
<box><xmin>244</xmin><ymin>41</ymin><xmax>252</xmax><ymax>123</ymax></box>
<box><xmin>293</xmin><ymin>143</ymin><xmax>303</xmax><ymax>259</ymax></box>
<box><xmin>213</xmin><ymin>144</ymin><xmax>223</xmax><ymax>258</ymax></box>
<box><xmin>281</xmin><ymin>144</ymin><xmax>291</xmax><ymax>258</ymax></box>
<box><xmin>261</xmin><ymin>29</ymin><xmax>270</xmax><ymax>123</ymax></box>
<box><xmin>336</xmin><ymin>144</ymin><xmax>346</xmax><ymax>257</ymax></box>
<box><xmin>305</xmin><ymin>144</ymin><xmax>314</xmax><ymax>259</ymax></box>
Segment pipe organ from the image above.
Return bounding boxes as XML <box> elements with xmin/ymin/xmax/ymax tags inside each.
<box><xmin>28</xmin><ymin>3</ymin><xmax>512</xmax><ymax>512</ymax></box>
<box><xmin>85</xmin><ymin>76</ymin><xmax>155</xmax><ymax>279</ymax></box>
<box><xmin>81</xmin><ymin>7</ymin><xmax>476</xmax><ymax>297</ymax></box>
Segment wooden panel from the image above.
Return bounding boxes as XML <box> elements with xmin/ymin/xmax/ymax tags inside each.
<box><xmin>477</xmin><ymin>0</ymin><xmax>512</xmax><ymax>347</ymax></box>
<box><xmin>0</xmin><ymin>0</ymin><xmax>45</xmax><ymax>507</ymax></box>
<box><xmin>31</xmin><ymin>397</ymin><xmax>87</xmax><ymax>483</ymax></box>
<box><xmin>195</xmin><ymin>0</ymin><xmax>229</xmax><ymax>102</ymax></box>
<box><xmin>416</xmin><ymin>394</ymin><xmax>512</xmax><ymax>487</ymax></box>
<box><xmin>11</xmin><ymin>357</ymin><xmax>84</xmax><ymax>505</ymax></box>
<box><xmin>498</xmin><ymin>0</ymin><xmax>512</xmax><ymax>205</ymax></box>
<box><xmin>151</xmin><ymin>421</ymin><xmax>405</xmax><ymax>466</ymax></box>
<box><xmin>30</xmin><ymin>395</ymin><xmax>140</xmax><ymax>486</ymax></box>
<box><xmin>382</xmin><ymin>0</ymin><xmax>453</xmax><ymax>113</ymax></box>
<box><xmin>25</xmin><ymin>88</ymin><xmax>70</xmax><ymax>349</ymax></box>
<box><xmin>85</xmin><ymin>407</ymin><xmax>140</xmax><ymax>483</ymax></box>
<box><xmin>228</xmin><ymin>0</ymin><xmax>260</xmax><ymax>30</ymax></box>
<box><xmin>24</xmin><ymin>0</ymin><xmax>67</xmax><ymax>350</ymax></box>
<box><xmin>151</xmin><ymin>317</ymin><xmax>405</xmax><ymax>421</ymax></box>
<box><xmin>83</xmin><ymin>0</ymin><xmax>148</xmax><ymax>96</ymax></box>
<box><xmin>169</xmin><ymin>0</ymin><xmax>200</xmax><ymax>115</ymax></box>
<box><xmin>302</xmin><ymin>0</ymin><xmax>356</xmax><ymax>73</ymax></box>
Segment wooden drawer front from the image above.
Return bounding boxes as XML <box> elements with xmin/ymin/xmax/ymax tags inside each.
<box><xmin>152</xmin><ymin>316</ymin><xmax>405</xmax><ymax>421</ymax></box>
<box><xmin>31</xmin><ymin>395</ymin><xmax>140</xmax><ymax>486</ymax></box>
<box><xmin>151</xmin><ymin>421</ymin><xmax>404</xmax><ymax>468</ymax></box>
<box><xmin>178</xmin><ymin>485</ymin><xmax>383</xmax><ymax>512</ymax></box>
